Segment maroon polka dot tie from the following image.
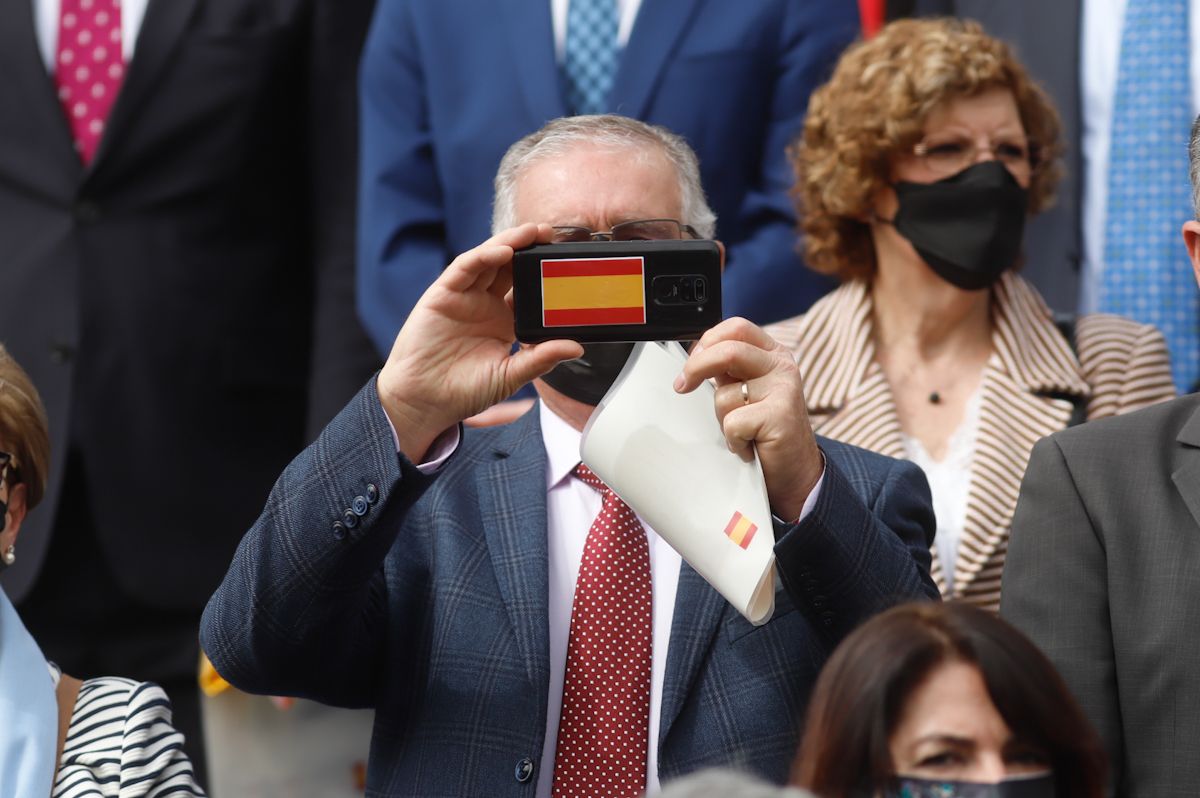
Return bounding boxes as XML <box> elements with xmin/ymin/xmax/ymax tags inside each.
<box><xmin>552</xmin><ymin>464</ymin><xmax>652</xmax><ymax>798</ymax></box>
<box><xmin>54</xmin><ymin>0</ymin><xmax>125</xmax><ymax>164</ymax></box>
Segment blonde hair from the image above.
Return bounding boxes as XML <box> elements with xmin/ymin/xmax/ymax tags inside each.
<box><xmin>792</xmin><ymin>17</ymin><xmax>1063</xmax><ymax>281</ymax></box>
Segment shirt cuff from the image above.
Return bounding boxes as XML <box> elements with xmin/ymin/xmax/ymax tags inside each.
<box><xmin>382</xmin><ymin>400</ymin><xmax>461</xmax><ymax>474</ymax></box>
<box><xmin>796</xmin><ymin>465</ymin><xmax>825</xmax><ymax>523</ymax></box>
<box><xmin>773</xmin><ymin>450</ymin><xmax>826</xmax><ymax>526</ymax></box>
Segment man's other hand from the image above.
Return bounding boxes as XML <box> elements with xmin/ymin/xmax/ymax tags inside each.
<box><xmin>673</xmin><ymin>317</ymin><xmax>822</xmax><ymax>522</ymax></box>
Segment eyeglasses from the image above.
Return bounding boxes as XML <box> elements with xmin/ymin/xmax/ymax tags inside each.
<box><xmin>550</xmin><ymin>218</ymin><xmax>700</xmax><ymax>243</ymax></box>
<box><xmin>912</xmin><ymin>136</ymin><xmax>1037</xmax><ymax>179</ymax></box>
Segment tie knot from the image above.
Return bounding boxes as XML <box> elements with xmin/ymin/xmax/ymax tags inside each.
<box><xmin>572</xmin><ymin>463</ymin><xmax>608</xmax><ymax>493</ymax></box>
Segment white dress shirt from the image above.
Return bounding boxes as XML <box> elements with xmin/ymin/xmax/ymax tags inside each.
<box><xmin>1078</xmin><ymin>0</ymin><xmax>1200</xmax><ymax>312</ymax></box>
<box><xmin>34</xmin><ymin>0</ymin><xmax>149</xmax><ymax>72</ymax></box>
<box><xmin>551</xmin><ymin>0</ymin><xmax>642</xmax><ymax>63</ymax></box>
<box><xmin>537</xmin><ymin>400</ymin><xmax>681</xmax><ymax>797</ymax></box>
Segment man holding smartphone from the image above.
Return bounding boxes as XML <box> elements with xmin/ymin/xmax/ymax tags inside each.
<box><xmin>201</xmin><ymin>115</ymin><xmax>938</xmax><ymax>797</ymax></box>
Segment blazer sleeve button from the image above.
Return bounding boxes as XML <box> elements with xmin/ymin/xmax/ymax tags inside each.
<box><xmin>342</xmin><ymin>509</ymin><xmax>359</xmax><ymax>529</ymax></box>
<box><xmin>514</xmin><ymin>757</ymin><xmax>535</xmax><ymax>783</ymax></box>
<box><xmin>332</xmin><ymin>521</ymin><xmax>347</xmax><ymax>540</ymax></box>
<box><xmin>352</xmin><ymin>495</ymin><xmax>369</xmax><ymax>516</ymax></box>
<box><xmin>365</xmin><ymin>483</ymin><xmax>379</xmax><ymax>504</ymax></box>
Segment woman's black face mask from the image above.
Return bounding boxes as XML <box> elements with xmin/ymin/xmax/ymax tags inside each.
<box><xmin>885</xmin><ymin>160</ymin><xmax>1029</xmax><ymax>291</ymax></box>
<box><xmin>885</xmin><ymin>773</ymin><xmax>1056</xmax><ymax>798</ymax></box>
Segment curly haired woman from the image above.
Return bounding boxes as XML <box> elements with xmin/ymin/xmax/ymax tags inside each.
<box><xmin>767</xmin><ymin>18</ymin><xmax>1175</xmax><ymax>611</ymax></box>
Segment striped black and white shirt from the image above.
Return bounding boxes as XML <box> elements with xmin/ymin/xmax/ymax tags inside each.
<box><xmin>50</xmin><ymin>666</ymin><xmax>206</xmax><ymax>797</ymax></box>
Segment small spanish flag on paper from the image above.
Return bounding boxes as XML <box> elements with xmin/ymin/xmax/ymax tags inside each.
<box><xmin>541</xmin><ymin>256</ymin><xmax>646</xmax><ymax>327</ymax></box>
<box><xmin>724</xmin><ymin>510</ymin><xmax>758</xmax><ymax>550</ymax></box>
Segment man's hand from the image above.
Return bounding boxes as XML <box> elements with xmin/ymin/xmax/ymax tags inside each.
<box><xmin>377</xmin><ymin>224</ymin><xmax>583</xmax><ymax>462</ymax></box>
<box><xmin>673</xmin><ymin>318</ymin><xmax>822</xmax><ymax>522</ymax></box>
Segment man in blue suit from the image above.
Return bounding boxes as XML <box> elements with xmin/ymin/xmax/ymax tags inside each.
<box><xmin>356</xmin><ymin>0</ymin><xmax>859</xmax><ymax>356</ymax></box>
<box><xmin>203</xmin><ymin>116</ymin><xmax>937</xmax><ymax>796</ymax></box>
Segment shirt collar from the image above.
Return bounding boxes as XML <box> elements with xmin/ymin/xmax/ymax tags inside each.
<box><xmin>539</xmin><ymin>400</ymin><xmax>585</xmax><ymax>491</ymax></box>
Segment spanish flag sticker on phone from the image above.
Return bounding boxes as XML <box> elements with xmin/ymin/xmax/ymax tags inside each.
<box><xmin>541</xmin><ymin>256</ymin><xmax>646</xmax><ymax>327</ymax></box>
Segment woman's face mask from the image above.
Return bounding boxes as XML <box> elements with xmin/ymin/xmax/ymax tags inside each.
<box><xmin>885</xmin><ymin>773</ymin><xmax>1056</xmax><ymax>798</ymax></box>
<box><xmin>884</xmin><ymin>159</ymin><xmax>1029</xmax><ymax>291</ymax></box>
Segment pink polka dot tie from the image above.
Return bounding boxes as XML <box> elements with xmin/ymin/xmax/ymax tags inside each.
<box><xmin>552</xmin><ymin>464</ymin><xmax>652</xmax><ymax>798</ymax></box>
<box><xmin>55</xmin><ymin>0</ymin><xmax>125</xmax><ymax>164</ymax></box>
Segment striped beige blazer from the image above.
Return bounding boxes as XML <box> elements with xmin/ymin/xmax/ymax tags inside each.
<box><xmin>766</xmin><ymin>273</ymin><xmax>1175</xmax><ymax>611</ymax></box>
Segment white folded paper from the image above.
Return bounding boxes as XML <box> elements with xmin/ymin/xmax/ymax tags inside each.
<box><xmin>580</xmin><ymin>341</ymin><xmax>777</xmax><ymax>625</ymax></box>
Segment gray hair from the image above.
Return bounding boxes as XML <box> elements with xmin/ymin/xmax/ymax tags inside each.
<box><xmin>1191</xmin><ymin>114</ymin><xmax>1200</xmax><ymax>217</ymax></box>
<box><xmin>491</xmin><ymin>114</ymin><xmax>717</xmax><ymax>238</ymax></box>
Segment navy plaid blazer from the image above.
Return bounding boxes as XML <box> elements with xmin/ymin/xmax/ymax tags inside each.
<box><xmin>201</xmin><ymin>379</ymin><xmax>937</xmax><ymax>796</ymax></box>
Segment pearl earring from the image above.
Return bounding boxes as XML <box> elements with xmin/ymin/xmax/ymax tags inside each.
<box><xmin>2</xmin><ymin>545</ymin><xmax>14</xmax><ymax>566</ymax></box>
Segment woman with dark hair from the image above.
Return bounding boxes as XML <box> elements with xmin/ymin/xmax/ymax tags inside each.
<box><xmin>792</xmin><ymin>602</ymin><xmax>1105</xmax><ymax>798</ymax></box>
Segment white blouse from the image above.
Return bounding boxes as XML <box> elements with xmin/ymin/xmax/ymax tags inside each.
<box><xmin>902</xmin><ymin>388</ymin><xmax>983</xmax><ymax>595</ymax></box>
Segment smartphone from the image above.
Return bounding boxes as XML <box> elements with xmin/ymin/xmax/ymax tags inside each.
<box><xmin>512</xmin><ymin>240</ymin><xmax>722</xmax><ymax>343</ymax></box>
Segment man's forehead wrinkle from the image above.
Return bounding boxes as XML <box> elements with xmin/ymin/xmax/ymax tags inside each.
<box><xmin>512</xmin><ymin>145</ymin><xmax>684</xmax><ymax>229</ymax></box>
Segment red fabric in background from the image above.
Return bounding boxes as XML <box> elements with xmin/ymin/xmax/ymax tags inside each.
<box><xmin>858</xmin><ymin>0</ymin><xmax>884</xmax><ymax>37</ymax></box>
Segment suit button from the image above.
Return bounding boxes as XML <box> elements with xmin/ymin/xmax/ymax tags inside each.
<box><xmin>74</xmin><ymin>200</ymin><xmax>102</xmax><ymax>224</ymax></box>
<box><xmin>332</xmin><ymin>521</ymin><xmax>347</xmax><ymax>540</ymax></box>
<box><xmin>812</xmin><ymin>595</ymin><xmax>825</xmax><ymax>608</ymax></box>
<box><xmin>351</xmin><ymin>495</ymin><xmax>369</xmax><ymax>516</ymax></box>
<box><xmin>514</xmin><ymin>757</ymin><xmax>534</xmax><ymax>783</ymax></box>
<box><xmin>50</xmin><ymin>344</ymin><xmax>75</xmax><ymax>365</ymax></box>
<box><xmin>342</xmin><ymin>509</ymin><xmax>359</xmax><ymax>529</ymax></box>
<box><xmin>365</xmin><ymin>483</ymin><xmax>379</xmax><ymax>504</ymax></box>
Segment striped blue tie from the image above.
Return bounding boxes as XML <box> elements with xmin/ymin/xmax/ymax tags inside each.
<box><xmin>562</xmin><ymin>0</ymin><xmax>618</xmax><ymax>115</ymax></box>
<box><xmin>1101</xmin><ymin>0</ymin><xmax>1199</xmax><ymax>392</ymax></box>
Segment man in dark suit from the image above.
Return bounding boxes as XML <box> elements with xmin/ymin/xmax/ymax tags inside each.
<box><xmin>201</xmin><ymin>115</ymin><xmax>938</xmax><ymax>795</ymax></box>
<box><xmin>1000</xmin><ymin>115</ymin><xmax>1200</xmax><ymax>797</ymax></box>
<box><xmin>356</xmin><ymin>0</ymin><xmax>860</xmax><ymax>355</ymax></box>
<box><xmin>0</xmin><ymin>0</ymin><xmax>379</xmax><ymax>773</ymax></box>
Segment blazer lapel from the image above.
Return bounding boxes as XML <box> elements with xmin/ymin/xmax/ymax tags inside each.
<box><xmin>479</xmin><ymin>410</ymin><xmax>552</xmax><ymax>693</ymax></box>
<box><xmin>1172</xmin><ymin>403</ymin><xmax>1200</xmax><ymax>532</ymax></box>
<box><xmin>607</xmin><ymin>0</ymin><xmax>702</xmax><ymax>118</ymax></box>
<box><xmin>657</xmin><ymin>561</ymin><xmax>727</xmax><ymax>747</ymax></box>
<box><xmin>787</xmin><ymin>277</ymin><xmax>1089</xmax><ymax>599</ymax></box>
<box><xmin>953</xmin><ymin>274</ymin><xmax>1088</xmax><ymax>595</ymax></box>
<box><xmin>799</xmin><ymin>282</ymin><xmax>905</xmax><ymax>461</ymax></box>
<box><xmin>0</xmin><ymin>0</ymin><xmax>82</xmax><ymax>187</ymax></box>
<box><xmin>500</xmin><ymin>0</ymin><xmax>567</xmax><ymax>124</ymax></box>
<box><xmin>88</xmin><ymin>0</ymin><xmax>200</xmax><ymax>170</ymax></box>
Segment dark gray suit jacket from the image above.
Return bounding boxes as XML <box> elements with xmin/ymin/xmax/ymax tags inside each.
<box><xmin>0</xmin><ymin>0</ymin><xmax>379</xmax><ymax>606</ymax></box>
<box><xmin>201</xmin><ymin>380</ymin><xmax>938</xmax><ymax>795</ymax></box>
<box><xmin>1001</xmin><ymin>393</ymin><xmax>1200</xmax><ymax>797</ymax></box>
<box><xmin>911</xmin><ymin>0</ymin><xmax>1083</xmax><ymax>312</ymax></box>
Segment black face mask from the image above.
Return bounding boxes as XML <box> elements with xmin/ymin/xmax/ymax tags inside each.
<box><xmin>885</xmin><ymin>773</ymin><xmax>1056</xmax><ymax>798</ymax></box>
<box><xmin>539</xmin><ymin>342</ymin><xmax>635</xmax><ymax>406</ymax></box>
<box><xmin>889</xmin><ymin>160</ymin><xmax>1029</xmax><ymax>291</ymax></box>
